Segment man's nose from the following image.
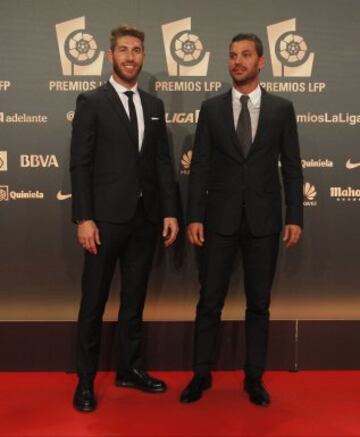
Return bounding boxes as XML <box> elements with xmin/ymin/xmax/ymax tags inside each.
<box><xmin>126</xmin><ymin>50</ymin><xmax>134</xmax><ymax>60</ymax></box>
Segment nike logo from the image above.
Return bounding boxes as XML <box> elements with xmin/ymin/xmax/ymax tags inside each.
<box><xmin>57</xmin><ymin>190</ymin><xmax>72</xmax><ymax>200</ymax></box>
<box><xmin>346</xmin><ymin>159</ymin><xmax>360</xmax><ymax>169</ymax></box>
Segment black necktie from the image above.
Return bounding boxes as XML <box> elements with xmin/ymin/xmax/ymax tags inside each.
<box><xmin>236</xmin><ymin>95</ymin><xmax>252</xmax><ymax>157</ymax></box>
<box><xmin>124</xmin><ymin>91</ymin><xmax>138</xmax><ymax>148</ymax></box>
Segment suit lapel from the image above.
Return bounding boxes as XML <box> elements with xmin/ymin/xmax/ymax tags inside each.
<box><xmin>247</xmin><ymin>87</ymin><xmax>270</xmax><ymax>157</ymax></box>
<box><xmin>221</xmin><ymin>91</ymin><xmax>245</xmax><ymax>163</ymax></box>
<box><xmin>103</xmin><ymin>82</ymin><xmax>138</xmax><ymax>147</ymax></box>
<box><xmin>138</xmin><ymin>89</ymin><xmax>150</xmax><ymax>157</ymax></box>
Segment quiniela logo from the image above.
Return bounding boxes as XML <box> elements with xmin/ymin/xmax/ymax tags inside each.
<box><xmin>0</xmin><ymin>185</ymin><xmax>9</xmax><ymax>201</ymax></box>
<box><xmin>301</xmin><ymin>159</ymin><xmax>333</xmax><ymax>169</ymax></box>
<box><xmin>50</xmin><ymin>17</ymin><xmax>105</xmax><ymax>92</ymax></box>
<box><xmin>156</xmin><ymin>18</ymin><xmax>221</xmax><ymax>93</ymax></box>
<box><xmin>0</xmin><ymin>151</ymin><xmax>8</xmax><ymax>171</ymax></box>
<box><xmin>262</xmin><ymin>19</ymin><xmax>325</xmax><ymax>94</ymax></box>
<box><xmin>303</xmin><ymin>182</ymin><xmax>317</xmax><ymax>206</ymax></box>
<box><xmin>180</xmin><ymin>150</ymin><xmax>192</xmax><ymax>175</ymax></box>
<box><xmin>330</xmin><ymin>186</ymin><xmax>360</xmax><ymax>202</ymax></box>
<box><xmin>0</xmin><ymin>185</ymin><xmax>44</xmax><ymax>201</ymax></box>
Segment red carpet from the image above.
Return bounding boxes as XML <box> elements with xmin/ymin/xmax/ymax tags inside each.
<box><xmin>0</xmin><ymin>371</ymin><xmax>359</xmax><ymax>436</ymax></box>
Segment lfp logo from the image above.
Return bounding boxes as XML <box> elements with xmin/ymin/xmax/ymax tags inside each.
<box><xmin>267</xmin><ymin>18</ymin><xmax>314</xmax><ymax>77</ymax></box>
<box><xmin>161</xmin><ymin>17</ymin><xmax>210</xmax><ymax>76</ymax></box>
<box><xmin>55</xmin><ymin>16</ymin><xmax>104</xmax><ymax>76</ymax></box>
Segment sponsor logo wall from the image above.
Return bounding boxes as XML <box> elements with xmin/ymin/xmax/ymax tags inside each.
<box><xmin>0</xmin><ymin>0</ymin><xmax>359</xmax><ymax>321</ymax></box>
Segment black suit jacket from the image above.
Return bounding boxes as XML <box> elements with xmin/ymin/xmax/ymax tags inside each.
<box><xmin>70</xmin><ymin>81</ymin><xmax>177</xmax><ymax>224</ymax></box>
<box><xmin>187</xmin><ymin>88</ymin><xmax>303</xmax><ymax>236</ymax></box>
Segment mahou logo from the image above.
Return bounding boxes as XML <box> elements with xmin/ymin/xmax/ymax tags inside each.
<box><xmin>330</xmin><ymin>186</ymin><xmax>360</xmax><ymax>202</ymax></box>
<box><xmin>303</xmin><ymin>182</ymin><xmax>317</xmax><ymax>206</ymax></box>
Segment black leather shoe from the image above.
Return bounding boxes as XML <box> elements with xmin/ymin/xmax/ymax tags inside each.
<box><xmin>180</xmin><ymin>373</ymin><xmax>212</xmax><ymax>403</ymax></box>
<box><xmin>244</xmin><ymin>379</ymin><xmax>270</xmax><ymax>406</ymax></box>
<box><xmin>115</xmin><ymin>369</ymin><xmax>167</xmax><ymax>393</ymax></box>
<box><xmin>73</xmin><ymin>379</ymin><xmax>97</xmax><ymax>412</ymax></box>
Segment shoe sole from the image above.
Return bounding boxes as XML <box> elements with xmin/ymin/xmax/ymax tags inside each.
<box><xmin>115</xmin><ymin>380</ymin><xmax>167</xmax><ymax>393</ymax></box>
<box><xmin>244</xmin><ymin>387</ymin><xmax>270</xmax><ymax>407</ymax></box>
<box><xmin>73</xmin><ymin>402</ymin><xmax>97</xmax><ymax>413</ymax></box>
<box><xmin>180</xmin><ymin>381</ymin><xmax>212</xmax><ymax>403</ymax></box>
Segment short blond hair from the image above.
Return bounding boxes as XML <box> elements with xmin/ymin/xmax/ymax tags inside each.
<box><xmin>110</xmin><ymin>25</ymin><xmax>145</xmax><ymax>51</ymax></box>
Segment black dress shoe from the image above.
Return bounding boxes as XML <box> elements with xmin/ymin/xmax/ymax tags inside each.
<box><xmin>180</xmin><ymin>373</ymin><xmax>212</xmax><ymax>403</ymax></box>
<box><xmin>115</xmin><ymin>369</ymin><xmax>167</xmax><ymax>393</ymax></box>
<box><xmin>73</xmin><ymin>379</ymin><xmax>97</xmax><ymax>412</ymax></box>
<box><xmin>244</xmin><ymin>379</ymin><xmax>270</xmax><ymax>406</ymax></box>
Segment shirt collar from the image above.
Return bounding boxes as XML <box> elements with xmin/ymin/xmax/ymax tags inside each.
<box><xmin>232</xmin><ymin>84</ymin><xmax>261</xmax><ymax>108</ymax></box>
<box><xmin>109</xmin><ymin>75</ymin><xmax>139</xmax><ymax>96</ymax></box>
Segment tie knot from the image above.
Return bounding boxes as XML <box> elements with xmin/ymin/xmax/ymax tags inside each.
<box><xmin>124</xmin><ymin>90</ymin><xmax>134</xmax><ymax>100</ymax></box>
<box><xmin>240</xmin><ymin>95</ymin><xmax>249</xmax><ymax>105</ymax></box>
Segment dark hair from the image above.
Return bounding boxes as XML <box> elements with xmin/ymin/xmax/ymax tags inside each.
<box><xmin>230</xmin><ymin>33</ymin><xmax>263</xmax><ymax>57</ymax></box>
<box><xmin>110</xmin><ymin>25</ymin><xmax>145</xmax><ymax>51</ymax></box>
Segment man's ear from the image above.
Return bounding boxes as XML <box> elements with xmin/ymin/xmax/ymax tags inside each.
<box><xmin>107</xmin><ymin>49</ymin><xmax>114</xmax><ymax>65</ymax></box>
<box><xmin>259</xmin><ymin>56</ymin><xmax>265</xmax><ymax>71</ymax></box>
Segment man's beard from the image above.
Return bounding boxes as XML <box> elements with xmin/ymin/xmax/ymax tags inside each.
<box><xmin>113</xmin><ymin>62</ymin><xmax>142</xmax><ymax>84</ymax></box>
<box><xmin>232</xmin><ymin>69</ymin><xmax>258</xmax><ymax>86</ymax></box>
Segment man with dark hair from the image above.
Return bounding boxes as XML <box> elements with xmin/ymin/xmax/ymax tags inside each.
<box><xmin>71</xmin><ymin>25</ymin><xmax>178</xmax><ymax>412</ymax></box>
<box><xmin>231</xmin><ymin>33</ymin><xmax>264</xmax><ymax>57</ymax></box>
<box><xmin>180</xmin><ymin>33</ymin><xmax>303</xmax><ymax>406</ymax></box>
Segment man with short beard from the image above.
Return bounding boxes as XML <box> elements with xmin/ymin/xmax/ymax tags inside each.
<box><xmin>180</xmin><ymin>33</ymin><xmax>303</xmax><ymax>406</ymax></box>
<box><xmin>70</xmin><ymin>25</ymin><xmax>178</xmax><ymax>412</ymax></box>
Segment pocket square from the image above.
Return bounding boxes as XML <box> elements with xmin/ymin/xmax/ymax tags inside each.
<box><xmin>151</xmin><ymin>117</ymin><xmax>160</xmax><ymax>120</ymax></box>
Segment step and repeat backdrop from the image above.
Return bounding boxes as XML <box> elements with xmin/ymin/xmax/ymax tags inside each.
<box><xmin>0</xmin><ymin>0</ymin><xmax>359</xmax><ymax>321</ymax></box>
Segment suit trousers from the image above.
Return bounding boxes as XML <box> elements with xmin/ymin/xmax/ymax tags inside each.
<box><xmin>194</xmin><ymin>210</ymin><xmax>280</xmax><ymax>379</ymax></box>
<box><xmin>76</xmin><ymin>199</ymin><xmax>158</xmax><ymax>379</ymax></box>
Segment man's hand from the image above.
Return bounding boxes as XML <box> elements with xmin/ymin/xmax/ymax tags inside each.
<box><xmin>162</xmin><ymin>217</ymin><xmax>179</xmax><ymax>247</ymax></box>
<box><xmin>77</xmin><ymin>220</ymin><xmax>101</xmax><ymax>255</ymax></box>
<box><xmin>283</xmin><ymin>224</ymin><xmax>302</xmax><ymax>248</ymax></box>
<box><xmin>187</xmin><ymin>222</ymin><xmax>205</xmax><ymax>246</ymax></box>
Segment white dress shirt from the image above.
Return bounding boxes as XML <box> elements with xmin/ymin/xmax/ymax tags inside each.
<box><xmin>232</xmin><ymin>84</ymin><xmax>261</xmax><ymax>143</ymax></box>
<box><xmin>109</xmin><ymin>75</ymin><xmax>145</xmax><ymax>151</ymax></box>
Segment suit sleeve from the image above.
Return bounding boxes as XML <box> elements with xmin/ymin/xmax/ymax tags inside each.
<box><xmin>156</xmin><ymin>100</ymin><xmax>178</xmax><ymax>218</ymax></box>
<box><xmin>70</xmin><ymin>94</ymin><xmax>96</xmax><ymax>222</ymax></box>
<box><xmin>280</xmin><ymin>102</ymin><xmax>304</xmax><ymax>228</ymax></box>
<box><xmin>187</xmin><ymin>102</ymin><xmax>212</xmax><ymax>224</ymax></box>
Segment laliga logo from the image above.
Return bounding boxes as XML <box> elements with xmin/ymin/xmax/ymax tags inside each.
<box><xmin>267</xmin><ymin>18</ymin><xmax>314</xmax><ymax>77</ymax></box>
<box><xmin>161</xmin><ymin>17</ymin><xmax>210</xmax><ymax>76</ymax></box>
<box><xmin>55</xmin><ymin>16</ymin><xmax>104</xmax><ymax>76</ymax></box>
<box><xmin>0</xmin><ymin>151</ymin><xmax>8</xmax><ymax>171</ymax></box>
